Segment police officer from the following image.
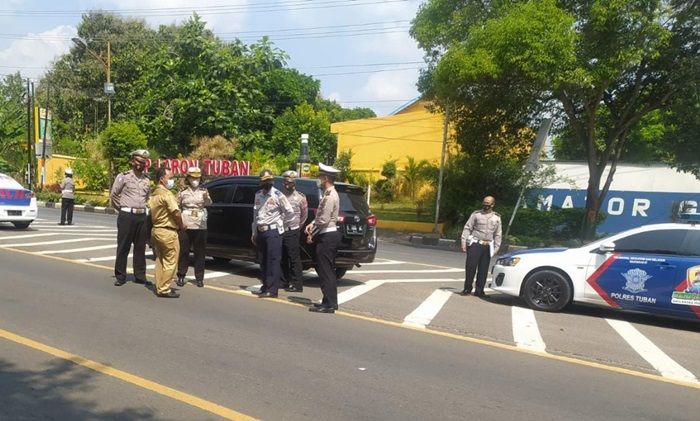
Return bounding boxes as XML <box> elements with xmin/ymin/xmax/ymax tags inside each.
<box><xmin>461</xmin><ymin>196</ymin><xmax>502</xmax><ymax>297</ymax></box>
<box><xmin>305</xmin><ymin>163</ymin><xmax>341</xmax><ymax>314</ymax></box>
<box><xmin>149</xmin><ymin>166</ymin><xmax>186</xmax><ymax>298</ymax></box>
<box><xmin>176</xmin><ymin>167</ymin><xmax>212</xmax><ymax>288</ymax></box>
<box><xmin>59</xmin><ymin>168</ymin><xmax>75</xmax><ymax>225</ymax></box>
<box><xmin>280</xmin><ymin>170</ymin><xmax>308</xmax><ymax>293</ymax></box>
<box><xmin>110</xmin><ymin>149</ymin><xmax>151</xmax><ymax>286</ymax></box>
<box><xmin>252</xmin><ymin>169</ymin><xmax>293</xmax><ymax>298</ymax></box>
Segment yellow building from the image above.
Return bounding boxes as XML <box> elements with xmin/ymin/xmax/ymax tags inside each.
<box><xmin>331</xmin><ymin>99</ymin><xmax>450</xmax><ymax>174</ymax></box>
<box><xmin>36</xmin><ymin>154</ymin><xmax>84</xmax><ymax>188</ymax></box>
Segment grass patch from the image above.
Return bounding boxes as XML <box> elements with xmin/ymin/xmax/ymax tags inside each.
<box><xmin>372</xmin><ymin>201</ymin><xmax>434</xmax><ymax>223</ymax></box>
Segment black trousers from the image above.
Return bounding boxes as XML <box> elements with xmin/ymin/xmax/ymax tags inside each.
<box><xmin>281</xmin><ymin>228</ymin><xmax>303</xmax><ymax>289</ymax></box>
<box><xmin>60</xmin><ymin>198</ymin><xmax>74</xmax><ymax>224</ymax></box>
<box><xmin>464</xmin><ymin>243</ymin><xmax>491</xmax><ymax>294</ymax></box>
<box><xmin>115</xmin><ymin>211</ymin><xmax>148</xmax><ymax>282</ymax></box>
<box><xmin>258</xmin><ymin>229</ymin><xmax>282</xmax><ymax>294</ymax></box>
<box><xmin>177</xmin><ymin>229</ymin><xmax>207</xmax><ymax>282</ymax></box>
<box><xmin>315</xmin><ymin>231</ymin><xmax>341</xmax><ymax>309</ymax></box>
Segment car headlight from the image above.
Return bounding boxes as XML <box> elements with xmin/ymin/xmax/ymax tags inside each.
<box><xmin>496</xmin><ymin>256</ymin><xmax>521</xmax><ymax>267</ymax></box>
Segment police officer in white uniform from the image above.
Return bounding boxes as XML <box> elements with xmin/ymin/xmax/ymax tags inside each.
<box><xmin>59</xmin><ymin>168</ymin><xmax>75</xmax><ymax>225</ymax></box>
<box><xmin>176</xmin><ymin>167</ymin><xmax>212</xmax><ymax>288</ymax></box>
<box><xmin>305</xmin><ymin>163</ymin><xmax>341</xmax><ymax>314</ymax></box>
<box><xmin>280</xmin><ymin>170</ymin><xmax>308</xmax><ymax>292</ymax></box>
<box><xmin>461</xmin><ymin>195</ymin><xmax>502</xmax><ymax>297</ymax></box>
<box><xmin>252</xmin><ymin>169</ymin><xmax>294</xmax><ymax>298</ymax></box>
<box><xmin>110</xmin><ymin>149</ymin><xmax>151</xmax><ymax>286</ymax></box>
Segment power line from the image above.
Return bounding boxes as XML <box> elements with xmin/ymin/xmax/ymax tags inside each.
<box><xmin>311</xmin><ymin>67</ymin><xmax>423</xmax><ymax>76</ymax></box>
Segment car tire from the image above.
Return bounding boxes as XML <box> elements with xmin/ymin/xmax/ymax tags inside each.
<box><xmin>212</xmin><ymin>257</ymin><xmax>230</xmax><ymax>265</ymax></box>
<box><xmin>522</xmin><ymin>269</ymin><xmax>572</xmax><ymax>312</ymax></box>
<box><xmin>335</xmin><ymin>267</ymin><xmax>348</xmax><ymax>279</ymax></box>
<box><xmin>13</xmin><ymin>222</ymin><xmax>31</xmax><ymax>229</ymax></box>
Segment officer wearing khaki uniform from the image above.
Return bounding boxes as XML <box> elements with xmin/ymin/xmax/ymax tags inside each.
<box><xmin>59</xmin><ymin>168</ymin><xmax>75</xmax><ymax>225</ymax></box>
<box><xmin>305</xmin><ymin>163</ymin><xmax>341</xmax><ymax>314</ymax></box>
<box><xmin>280</xmin><ymin>170</ymin><xmax>308</xmax><ymax>292</ymax></box>
<box><xmin>461</xmin><ymin>196</ymin><xmax>502</xmax><ymax>297</ymax></box>
<box><xmin>252</xmin><ymin>169</ymin><xmax>294</xmax><ymax>298</ymax></box>
<box><xmin>110</xmin><ymin>149</ymin><xmax>151</xmax><ymax>286</ymax></box>
<box><xmin>149</xmin><ymin>166</ymin><xmax>186</xmax><ymax>298</ymax></box>
<box><xmin>176</xmin><ymin>167</ymin><xmax>212</xmax><ymax>288</ymax></box>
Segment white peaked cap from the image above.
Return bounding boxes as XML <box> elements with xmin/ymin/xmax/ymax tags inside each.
<box><xmin>318</xmin><ymin>163</ymin><xmax>340</xmax><ymax>175</ymax></box>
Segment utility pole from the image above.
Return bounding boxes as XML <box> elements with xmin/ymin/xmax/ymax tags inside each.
<box><xmin>433</xmin><ymin>104</ymin><xmax>449</xmax><ymax>234</ymax></box>
<box><xmin>40</xmin><ymin>83</ymin><xmax>50</xmax><ymax>190</ymax></box>
<box><xmin>25</xmin><ymin>78</ymin><xmax>32</xmax><ymax>187</ymax></box>
<box><xmin>107</xmin><ymin>40</ymin><xmax>111</xmax><ymax>124</ymax></box>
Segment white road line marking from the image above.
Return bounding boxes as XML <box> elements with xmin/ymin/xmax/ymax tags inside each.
<box><xmin>402</xmin><ymin>288</ymin><xmax>453</xmax><ymax>329</ymax></box>
<box><xmin>512</xmin><ymin>307</ymin><xmax>547</xmax><ymax>353</ymax></box>
<box><xmin>0</xmin><ymin>233</ymin><xmax>59</xmax><ymax>241</ymax></box>
<box><xmin>203</xmin><ymin>271</ymin><xmax>233</xmax><ymax>280</ymax></box>
<box><xmin>31</xmin><ymin>230</ymin><xmax>117</xmax><ymax>234</ymax></box>
<box><xmin>74</xmin><ymin>252</ymin><xmax>154</xmax><ymax>263</ymax></box>
<box><xmin>0</xmin><ymin>238</ymin><xmax>113</xmax><ymax>248</ymax></box>
<box><xmin>380</xmin><ymin>278</ymin><xmax>463</xmax><ymax>284</ymax></box>
<box><xmin>606</xmin><ymin>319</ymin><xmax>699</xmax><ymax>383</ymax></box>
<box><xmin>337</xmin><ymin>280</ymin><xmax>384</xmax><ymax>305</ymax></box>
<box><xmin>362</xmin><ymin>260</ymin><xmax>404</xmax><ymax>266</ymax></box>
<box><xmin>31</xmin><ymin>223</ymin><xmax>111</xmax><ymax>229</ymax></box>
<box><xmin>40</xmin><ymin>244</ymin><xmax>117</xmax><ymax>254</ymax></box>
<box><xmin>147</xmin><ymin>264</ymin><xmax>155</xmax><ymax>270</ymax></box>
<box><xmin>355</xmin><ymin>268</ymin><xmax>463</xmax><ymax>274</ymax></box>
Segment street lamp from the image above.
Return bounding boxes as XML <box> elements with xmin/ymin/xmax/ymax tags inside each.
<box><xmin>72</xmin><ymin>37</ymin><xmax>113</xmax><ymax>125</ymax></box>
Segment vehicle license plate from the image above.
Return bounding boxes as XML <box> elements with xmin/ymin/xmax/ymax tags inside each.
<box><xmin>7</xmin><ymin>210</ymin><xmax>21</xmax><ymax>216</ymax></box>
<box><xmin>345</xmin><ymin>224</ymin><xmax>364</xmax><ymax>235</ymax></box>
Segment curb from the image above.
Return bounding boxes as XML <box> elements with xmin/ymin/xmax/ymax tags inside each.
<box><xmin>38</xmin><ymin>201</ymin><xmax>118</xmax><ymax>215</ymax></box>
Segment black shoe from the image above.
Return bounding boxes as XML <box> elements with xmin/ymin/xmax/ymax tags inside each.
<box><xmin>114</xmin><ymin>278</ymin><xmax>126</xmax><ymax>286</ymax></box>
<box><xmin>309</xmin><ymin>306</ymin><xmax>335</xmax><ymax>314</ymax></box>
<box><xmin>176</xmin><ymin>276</ymin><xmax>186</xmax><ymax>287</ymax></box>
<box><xmin>313</xmin><ymin>303</ymin><xmax>338</xmax><ymax>310</ymax></box>
<box><xmin>474</xmin><ymin>291</ymin><xmax>488</xmax><ymax>298</ymax></box>
<box><xmin>285</xmin><ymin>286</ymin><xmax>303</xmax><ymax>292</ymax></box>
<box><xmin>258</xmin><ymin>292</ymin><xmax>278</xmax><ymax>298</ymax></box>
<box><xmin>196</xmin><ymin>280</ymin><xmax>203</xmax><ymax>288</ymax></box>
<box><xmin>156</xmin><ymin>291</ymin><xmax>180</xmax><ymax>298</ymax></box>
<box><xmin>58</xmin><ymin>222</ymin><xmax>65</xmax><ymax>225</ymax></box>
<box><xmin>252</xmin><ymin>289</ymin><xmax>266</xmax><ymax>295</ymax></box>
<box><xmin>66</xmin><ymin>222</ymin><xmax>73</xmax><ymax>225</ymax></box>
<box><xmin>459</xmin><ymin>289</ymin><xmax>472</xmax><ymax>296</ymax></box>
<box><xmin>133</xmin><ymin>278</ymin><xmax>147</xmax><ymax>285</ymax></box>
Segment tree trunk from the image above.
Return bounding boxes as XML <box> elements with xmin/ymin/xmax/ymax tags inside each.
<box><xmin>582</xmin><ymin>168</ymin><xmax>603</xmax><ymax>240</ymax></box>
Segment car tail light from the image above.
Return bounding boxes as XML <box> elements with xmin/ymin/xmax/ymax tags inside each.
<box><xmin>337</xmin><ymin>213</ymin><xmax>346</xmax><ymax>224</ymax></box>
<box><xmin>26</xmin><ymin>190</ymin><xmax>35</xmax><ymax>198</ymax></box>
<box><xmin>366</xmin><ymin>215</ymin><xmax>377</xmax><ymax>226</ymax></box>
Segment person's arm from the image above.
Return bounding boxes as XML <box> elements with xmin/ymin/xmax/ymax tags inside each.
<box><xmin>461</xmin><ymin>213</ymin><xmax>475</xmax><ymax>252</ymax></box>
<box><xmin>299</xmin><ymin>194</ymin><xmax>308</xmax><ymax>228</ymax></box>
<box><xmin>202</xmin><ymin>189</ymin><xmax>212</xmax><ymax>206</ymax></box>
<box><xmin>165</xmin><ymin>194</ymin><xmax>186</xmax><ymax>231</ymax></box>
<box><xmin>493</xmin><ymin>217</ymin><xmax>502</xmax><ymax>255</ymax></box>
<box><xmin>251</xmin><ymin>194</ymin><xmax>260</xmax><ymax>244</ymax></box>
<box><xmin>110</xmin><ymin>175</ymin><xmax>125</xmax><ymax>209</ymax></box>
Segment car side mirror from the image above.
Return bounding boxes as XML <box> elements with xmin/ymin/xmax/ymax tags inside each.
<box><xmin>598</xmin><ymin>242</ymin><xmax>615</xmax><ymax>253</ymax></box>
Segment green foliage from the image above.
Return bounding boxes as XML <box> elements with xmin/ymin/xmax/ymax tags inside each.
<box><xmin>402</xmin><ymin>156</ymin><xmax>430</xmax><ymax>200</ymax></box>
<box><xmin>380</xmin><ymin>159</ymin><xmax>398</xmax><ymax>179</ymax></box>
<box><xmin>411</xmin><ymin>0</ymin><xmax>700</xmax><ymax>238</ymax></box>
<box><xmin>315</xmin><ymin>99</ymin><xmax>376</xmax><ymax>122</ymax></box>
<box><xmin>73</xmin><ymin>159</ymin><xmax>110</xmax><ymax>191</ymax></box>
<box><xmin>334</xmin><ymin>150</ymin><xmax>353</xmax><ymax>183</ymax></box>
<box><xmin>0</xmin><ymin>73</ymin><xmax>27</xmax><ymax>175</ymax></box>
<box><xmin>237</xmin><ymin>149</ymin><xmax>291</xmax><ymax>175</ymax></box>
<box><xmin>270</xmin><ymin>103</ymin><xmax>337</xmax><ymax>163</ymax></box>
<box><xmin>100</xmin><ymin>121</ymin><xmax>147</xmax><ymax>173</ymax></box>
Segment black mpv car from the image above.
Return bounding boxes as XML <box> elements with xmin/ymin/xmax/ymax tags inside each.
<box><xmin>203</xmin><ymin>176</ymin><xmax>377</xmax><ymax>278</ymax></box>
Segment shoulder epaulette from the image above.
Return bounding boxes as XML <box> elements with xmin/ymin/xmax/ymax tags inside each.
<box><xmin>274</xmin><ymin>190</ymin><xmax>283</xmax><ymax>197</ymax></box>
<box><xmin>494</xmin><ymin>212</ymin><xmax>501</xmax><ymax>217</ymax></box>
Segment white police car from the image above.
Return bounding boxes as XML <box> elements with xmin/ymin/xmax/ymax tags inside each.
<box><xmin>0</xmin><ymin>173</ymin><xmax>37</xmax><ymax>229</ymax></box>
<box><xmin>492</xmin><ymin>218</ymin><xmax>700</xmax><ymax>321</ymax></box>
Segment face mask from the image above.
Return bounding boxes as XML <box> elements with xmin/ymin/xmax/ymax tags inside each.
<box><xmin>133</xmin><ymin>162</ymin><xmax>145</xmax><ymax>171</ymax></box>
<box><xmin>262</xmin><ymin>182</ymin><xmax>272</xmax><ymax>191</ymax></box>
<box><xmin>483</xmin><ymin>204</ymin><xmax>493</xmax><ymax>211</ymax></box>
<box><xmin>166</xmin><ymin>179</ymin><xmax>175</xmax><ymax>189</ymax></box>
<box><xmin>190</xmin><ymin>180</ymin><xmax>200</xmax><ymax>188</ymax></box>
<box><xmin>284</xmin><ymin>182</ymin><xmax>295</xmax><ymax>191</ymax></box>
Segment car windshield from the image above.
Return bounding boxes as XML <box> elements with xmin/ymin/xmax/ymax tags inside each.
<box><xmin>337</xmin><ymin>185</ymin><xmax>369</xmax><ymax>214</ymax></box>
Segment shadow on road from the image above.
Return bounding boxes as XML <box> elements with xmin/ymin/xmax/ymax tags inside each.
<box><xmin>0</xmin><ymin>358</ymin><xmax>162</xmax><ymax>420</ymax></box>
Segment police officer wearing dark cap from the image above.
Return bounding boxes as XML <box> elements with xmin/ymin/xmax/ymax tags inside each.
<box><xmin>305</xmin><ymin>163</ymin><xmax>341</xmax><ymax>314</ymax></box>
<box><xmin>252</xmin><ymin>169</ymin><xmax>294</xmax><ymax>298</ymax></box>
<box><xmin>110</xmin><ymin>149</ymin><xmax>151</xmax><ymax>286</ymax></box>
<box><xmin>280</xmin><ymin>170</ymin><xmax>308</xmax><ymax>292</ymax></box>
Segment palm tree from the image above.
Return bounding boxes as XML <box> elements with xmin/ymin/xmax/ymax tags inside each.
<box><xmin>402</xmin><ymin>156</ymin><xmax>429</xmax><ymax>200</ymax></box>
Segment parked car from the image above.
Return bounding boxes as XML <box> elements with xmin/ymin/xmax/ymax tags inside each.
<box><xmin>203</xmin><ymin>176</ymin><xmax>377</xmax><ymax>278</ymax></box>
<box><xmin>0</xmin><ymin>173</ymin><xmax>37</xmax><ymax>229</ymax></box>
<box><xmin>492</xmin><ymin>218</ymin><xmax>700</xmax><ymax>321</ymax></box>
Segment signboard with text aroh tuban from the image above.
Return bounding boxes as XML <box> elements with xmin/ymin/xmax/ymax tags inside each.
<box><xmin>145</xmin><ymin>159</ymin><xmax>250</xmax><ymax>177</ymax></box>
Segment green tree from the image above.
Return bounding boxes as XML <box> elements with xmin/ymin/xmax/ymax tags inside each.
<box><xmin>402</xmin><ymin>156</ymin><xmax>430</xmax><ymax>200</ymax></box>
<box><xmin>270</xmin><ymin>103</ymin><xmax>337</xmax><ymax>163</ymax></box>
<box><xmin>100</xmin><ymin>121</ymin><xmax>148</xmax><ymax>175</ymax></box>
<box><xmin>315</xmin><ymin>99</ymin><xmax>376</xmax><ymax>122</ymax></box>
<box><xmin>334</xmin><ymin>149</ymin><xmax>354</xmax><ymax>183</ymax></box>
<box><xmin>0</xmin><ymin>73</ymin><xmax>27</xmax><ymax>176</ymax></box>
<box><xmin>412</xmin><ymin>0</ymin><xmax>699</xmax><ymax>238</ymax></box>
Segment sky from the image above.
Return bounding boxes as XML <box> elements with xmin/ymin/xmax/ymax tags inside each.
<box><xmin>0</xmin><ymin>0</ymin><xmax>426</xmax><ymax>116</ymax></box>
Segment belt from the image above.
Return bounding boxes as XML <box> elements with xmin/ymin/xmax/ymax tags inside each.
<box><xmin>121</xmin><ymin>207</ymin><xmax>148</xmax><ymax>215</ymax></box>
<box><xmin>284</xmin><ymin>226</ymin><xmax>300</xmax><ymax>232</ymax></box>
<box><xmin>257</xmin><ymin>224</ymin><xmax>279</xmax><ymax>233</ymax></box>
<box><xmin>477</xmin><ymin>240</ymin><xmax>491</xmax><ymax>245</ymax></box>
<box><xmin>319</xmin><ymin>227</ymin><xmax>337</xmax><ymax>234</ymax></box>
<box><xmin>154</xmin><ymin>226</ymin><xmax>178</xmax><ymax>231</ymax></box>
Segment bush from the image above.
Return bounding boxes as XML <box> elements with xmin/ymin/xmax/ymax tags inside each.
<box><xmin>73</xmin><ymin>159</ymin><xmax>110</xmax><ymax>191</ymax></box>
<box><xmin>100</xmin><ymin>121</ymin><xmax>148</xmax><ymax>173</ymax></box>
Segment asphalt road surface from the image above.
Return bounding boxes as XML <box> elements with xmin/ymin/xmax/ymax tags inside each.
<box><xmin>0</xmin><ymin>209</ymin><xmax>697</xmax><ymax>420</ymax></box>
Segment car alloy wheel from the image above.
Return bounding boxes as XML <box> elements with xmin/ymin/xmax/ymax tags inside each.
<box><xmin>522</xmin><ymin>270</ymin><xmax>572</xmax><ymax>312</ymax></box>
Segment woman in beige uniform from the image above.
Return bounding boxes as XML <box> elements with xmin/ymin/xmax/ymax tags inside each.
<box><xmin>176</xmin><ymin>167</ymin><xmax>212</xmax><ymax>288</ymax></box>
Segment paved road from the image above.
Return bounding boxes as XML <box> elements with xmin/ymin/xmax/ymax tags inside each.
<box><xmin>0</xmin><ymin>210</ymin><xmax>698</xmax><ymax>419</ymax></box>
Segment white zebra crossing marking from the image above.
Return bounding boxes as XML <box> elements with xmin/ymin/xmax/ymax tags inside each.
<box><xmin>512</xmin><ymin>307</ymin><xmax>547</xmax><ymax>353</ymax></box>
<box><xmin>403</xmin><ymin>288</ymin><xmax>453</xmax><ymax>329</ymax></box>
<box><xmin>606</xmin><ymin>319</ymin><xmax>698</xmax><ymax>383</ymax></box>
<box><xmin>337</xmin><ymin>280</ymin><xmax>384</xmax><ymax>305</ymax></box>
<box><xmin>355</xmin><ymin>268</ymin><xmax>462</xmax><ymax>274</ymax></box>
<box><xmin>40</xmin><ymin>244</ymin><xmax>117</xmax><ymax>255</ymax></box>
<box><xmin>0</xmin><ymin>233</ymin><xmax>59</xmax><ymax>241</ymax></box>
<box><xmin>0</xmin><ymin>238</ymin><xmax>113</xmax><ymax>248</ymax></box>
